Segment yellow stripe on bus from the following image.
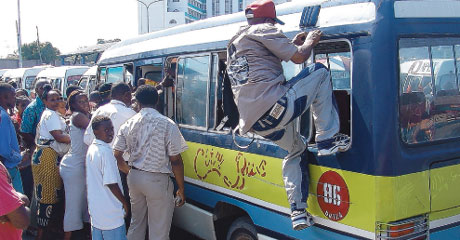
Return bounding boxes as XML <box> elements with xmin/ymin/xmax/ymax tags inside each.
<box><xmin>182</xmin><ymin>141</ymin><xmax>458</xmax><ymax>233</ymax></box>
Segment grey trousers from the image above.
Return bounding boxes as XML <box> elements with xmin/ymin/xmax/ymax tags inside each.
<box><xmin>127</xmin><ymin>169</ymin><xmax>174</xmax><ymax>240</ymax></box>
<box><xmin>252</xmin><ymin>63</ymin><xmax>339</xmax><ymax>211</ymax></box>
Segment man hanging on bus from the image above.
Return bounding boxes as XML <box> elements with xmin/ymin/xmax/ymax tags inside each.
<box><xmin>226</xmin><ymin>0</ymin><xmax>351</xmax><ymax>231</ymax></box>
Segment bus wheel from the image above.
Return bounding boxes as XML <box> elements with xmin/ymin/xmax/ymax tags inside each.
<box><xmin>226</xmin><ymin>216</ymin><xmax>257</xmax><ymax>240</ymax></box>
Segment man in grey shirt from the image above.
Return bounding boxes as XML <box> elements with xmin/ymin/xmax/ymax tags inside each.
<box><xmin>227</xmin><ymin>0</ymin><xmax>350</xmax><ymax>230</ymax></box>
<box><xmin>113</xmin><ymin>85</ymin><xmax>187</xmax><ymax>240</ymax></box>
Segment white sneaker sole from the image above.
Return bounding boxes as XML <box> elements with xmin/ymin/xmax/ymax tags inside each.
<box><xmin>293</xmin><ymin>222</ymin><xmax>310</xmax><ymax>231</ymax></box>
<box><xmin>317</xmin><ymin>145</ymin><xmax>339</xmax><ymax>156</ymax></box>
<box><xmin>292</xmin><ymin>216</ymin><xmax>314</xmax><ymax>230</ymax></box>
<box><xmin>337</xmin><ymin>141</ymin><xmax>351</xmax><ymax>152</ymax></box>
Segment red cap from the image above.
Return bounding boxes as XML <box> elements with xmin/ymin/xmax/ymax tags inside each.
<box><xmin>245</xmin><ymin>0</ymin><xmax>284</xmax><ymax>25</ymax></box>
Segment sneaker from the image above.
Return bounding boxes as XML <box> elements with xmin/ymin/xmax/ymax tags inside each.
<box><xmin>317</xmin><ymin>133</ymin><xmax>351</xmax><ymax>156</ymax></box>
<box><xmin>291</xmin><ymin>209</ymin><xmax>314</xmax><ymax>231</ymax></box>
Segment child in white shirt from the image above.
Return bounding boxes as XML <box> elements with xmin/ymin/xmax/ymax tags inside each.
<box><xmin>86</xmin><ymin>115</ymin><xmax>128</xmax><ymax>240</ymax></box>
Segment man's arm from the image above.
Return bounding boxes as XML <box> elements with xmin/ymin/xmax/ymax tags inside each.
<box><xmin>49</xmin><ymin>130</ymin><xmax>71</xmax><ymax>144</ymax></box>
<box><xmin>19</xmin><ymin>107</ymin><xmax>36</xmax><ymax>148</ymax></box>
<box><xmin>72</xmin><ymin>113</ymin><xmax>91</xmax><ymax>130</ymax></box>
<box><xmin>290</xmin><ymin>30</ymin><xmax>322</xmax><ymax>64</ymax></box>
<box><xmin>170</xmin><ymin>154</ymin><xmax>185</xmax><ymax>207</ymax></box>
<box><xmin>20</xmin><ymin>133</ymin><xmax>35</xmax><ymax>148</ymax></box>
<box><xmin>114</xmin><ymin>150</ymin><xmax>130</xmax><ymax>174</ymax></box>
<box><xmin>84</xmin><ymin>111</ymin><xmax>99</xmax><ymax>146</ymax></box>
<box><xmin>107</xmin><ymin>184</ymin><xmax>129</xmax><ymax>217</ymax></box>
<box><xmin>113</xmin><ymin>123</ymin><xmax>130</xmax><ymax>174</ymax></box>
<box><xmin>3</xmin><ymin>205</ymin><xmax>30</xmax><ymax>229</ymax></box>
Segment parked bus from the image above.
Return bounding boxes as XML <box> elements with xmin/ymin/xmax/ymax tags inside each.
<box><xmin>35</xmin><ymin>66</ymin><xmax>89</xmax><ymax>98</ymax></box>
<box><xmin>2</xmin><ymin>66</ymin><xmax>50</xmax><ymax>92</ymax></box>
<box><xmin>97</xmin><ymin>0</ymin><xmax>460</xmax><ymax>239</ymax></box>
<box><xmin>78</xmin><ymin>66</ymin><xmax>98</xmax><ymax>95</ymax></box>
<box><xmin>0</xmin><ymin>69</ymin><xmax>9</xmax><ymax>80</ymax></box>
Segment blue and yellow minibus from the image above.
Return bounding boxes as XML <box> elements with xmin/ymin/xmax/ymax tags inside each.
<box><xmin>97</xmin><ymin>0</ymin><xmax>460</xmax><ymax>239</ymax></box>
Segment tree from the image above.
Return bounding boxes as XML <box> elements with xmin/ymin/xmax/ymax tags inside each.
<box><xmin>21</xmin><ymin>41</ymin><xmax>60</xmax><ymax>64</ymax></box>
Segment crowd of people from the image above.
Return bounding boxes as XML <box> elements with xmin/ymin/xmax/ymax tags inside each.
<box><xmin>0</xmin><ymin>77</ymin><xmax>186</xmax><ymax>240</ymax></box>
<box><xmin>1</xmin><ymin>0</ymin><xmax>352</xmax><ymax>238</ymax></box>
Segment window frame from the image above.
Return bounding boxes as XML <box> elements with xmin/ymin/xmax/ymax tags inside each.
<box><xmin>124</xmin><ymin>63</ymin><xmax>135</xmax><ymax>85</ymax></box>
<box><xmin>206</xmin><ymin>51</ymin><xmax>237</xmax><ymax>134</ymax></box>
<box><xmin>174</xmin><ymin>53</ymin><xmax>212</xmax><ymax>131</ymax></box>
<box><xmin>304</xmin><ymin>38</ymin><xmax>354</xmax><ymax>145</ymax></box>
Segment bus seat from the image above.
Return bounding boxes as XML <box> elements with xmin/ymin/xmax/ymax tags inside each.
<box><xmin>334</xmin><ymin>90</ymin><xmax>351</xmax><ymax>136</ymax></box>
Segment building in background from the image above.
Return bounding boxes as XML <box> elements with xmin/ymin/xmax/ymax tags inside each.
<box><xmin>137</xmin><ymin>0</ymin><xmax>289</xmax><ymax>34</ymax></box>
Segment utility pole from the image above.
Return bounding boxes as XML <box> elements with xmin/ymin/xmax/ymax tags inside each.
<box><xmin>16</xmin><ymin>0</ymin><xmax>22</xmax><ymax>68</ymax></box>
<box><xmin>36</xmin><ymin>26</ymin><xmax>43</xmax><ymax>64</ymax></box>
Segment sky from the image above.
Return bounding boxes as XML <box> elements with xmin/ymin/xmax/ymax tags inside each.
<box><xmin>0</xmin><ymin>0</ymin><xmax>139</xmax><ymax>58</ymax></box>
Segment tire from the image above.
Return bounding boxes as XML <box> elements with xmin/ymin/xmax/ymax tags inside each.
<box><xmin>226</xmin><ymin>216</ymin><xmax>258</xmax><ymax>240</ymax></box>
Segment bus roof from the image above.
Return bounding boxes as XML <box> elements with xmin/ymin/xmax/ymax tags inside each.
<box><xmin>36</xmin><ymin>66</ymin><xmax>90</xmax><ymax>79</ymax></box>
<box><xmin>99</xmin><ymin>0</ymin><xmax>377</xmax><ymax>65</ymax></box>
<box><xmin>0</xmin><ymin>69</ymin><xmax>8</xmax><ymax>77</ymax></box>
<box><xmin>2</xmin><ymin>68</ymin><xmax>28</xmax><ymax>78</ymax></box>
<box><xmin>82</xmin><ymin>66</ymin><xmax>98</xmax><ymax>76</ymax></box>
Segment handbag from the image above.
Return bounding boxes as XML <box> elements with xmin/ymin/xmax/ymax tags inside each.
<box><xmin>50</xmin><ymin>140</ymin><xmax>70</xmax><ymax>157</ymax></box>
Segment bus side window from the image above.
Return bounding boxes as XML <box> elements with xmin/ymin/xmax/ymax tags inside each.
<box><xmin>176</xmin><ymin>55</ymin><xmax>210</xmax><ymax>128</ymax></box>
<box><xmin>399</xmin><ymin>39</ymin><xmax>460</xmax><ymax>144</ymax></box>
<box><xmin>432</xmin><ymin>46</ymin><xmax>458</xmax><ymax>96</ymax></box>
<box><xmin>124</xmin><ymin>64</ymin><xmax>134</xmax><ymax>85</ymax></box>
<box><xmin>457</xmin><ymin>45</ymin><xmax>460</xmax><ymax>90</ymax></box>
<box><xmin>209</xmin><ymin>53</ymin><xmax>227</xmax><ymax>130</ymax></box>
<box><xmin>106</xmin><ymin>66</ymin><xmax>124</xmax><ymax>84</ymax></box>
<box><xmin>99</xmin><ymin>67</ymin><xmax>107</xmax><ymax>82</ymax></box>
<box><xmin>302</xmin><ymin>40</ymin><xmax>352</xmax><ymax>143</ymax></box>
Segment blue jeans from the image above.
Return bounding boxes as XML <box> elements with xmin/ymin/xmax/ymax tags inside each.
<box><xmin>252</xmin><ymin>63</ymin><xmax>339</xmax><ymax>211</ymax></box>
<box><xmin>92</xmin><ymin>224</ymin><xmax>127</xmax><ymax>240</ymax></box>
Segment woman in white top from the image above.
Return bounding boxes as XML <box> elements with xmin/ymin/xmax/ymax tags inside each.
<box><xmin>32</xmin><ymin>86</ymin><xmax>70</xmax><ymax>240</ymax></box>
<box><xmin>60</xmin><ymin>90</ymin><xmax>91</xmax><ymax>240</ymax></box>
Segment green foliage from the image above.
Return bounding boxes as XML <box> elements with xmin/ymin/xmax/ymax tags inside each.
<box><xmin>21</xmin><ymin>41</ymin><xmax>60</xmax><ymax>64</ymax></box>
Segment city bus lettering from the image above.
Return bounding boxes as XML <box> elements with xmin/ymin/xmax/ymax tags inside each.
<box><xmin>193</xmin><ymin>148</ymin><xmax>268</xmax><ymax>190</ymax></box>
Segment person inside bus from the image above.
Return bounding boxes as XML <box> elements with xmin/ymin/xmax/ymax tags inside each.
<box><xmin>155</xmin><ymin>62</ymin><xmax>176</xmax><ymax>93</ymax></box>
<box><xmin>227</xmin><ymin>0</ymin><xmax>351</xmax><ymax>230</ymax></box>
